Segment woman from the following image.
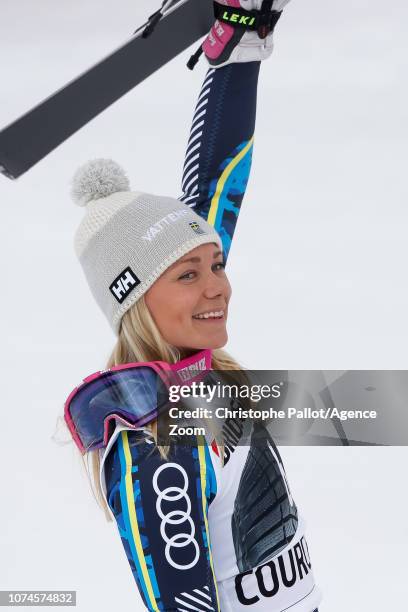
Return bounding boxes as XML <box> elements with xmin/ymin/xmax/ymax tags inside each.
<box><xmin>66</xmin><ymin>1</ymin><xmax>322</xmax><ymax>610</ymax></box>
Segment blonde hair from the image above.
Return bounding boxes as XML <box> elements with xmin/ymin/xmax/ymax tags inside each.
<box><xmin>87</xmin><ymin>295</ymin><xmax>244</xmax><ymax>522</ymax></box>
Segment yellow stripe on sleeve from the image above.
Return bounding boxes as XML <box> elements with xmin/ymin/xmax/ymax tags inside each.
<box><xmin>207</xmin><ymin>136</ymin><xmax>254</xmax><ymax>227</ymax></box>
<box><xmin>122</xmin><ymin>431</ymin><xmax>160</xmax><ymax>612</ymax></box>
<box><xmin>197</xmin><ymin>439</ymin><xmax>221</xmax><ymax>611</ymax></box>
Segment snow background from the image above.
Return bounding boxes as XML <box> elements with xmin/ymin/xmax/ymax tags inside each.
<box><xmin>1</xmin><ymin>0</ymin><xmax>407</xmax><ymax>609</ymax></box>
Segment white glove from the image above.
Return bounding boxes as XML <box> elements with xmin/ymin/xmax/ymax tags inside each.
<box><xmin>202</xmin><ymin>0</ymin><xmax>292</xmax><ymax>68</ymax></box>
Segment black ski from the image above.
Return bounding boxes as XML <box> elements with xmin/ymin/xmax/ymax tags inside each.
<box><xmin>0</xmin><ymin>0</ymin><xmax>213</xmax><ymax>180</ymax></box>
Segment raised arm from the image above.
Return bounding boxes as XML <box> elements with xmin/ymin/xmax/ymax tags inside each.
<box><xmin>179</xmin><ymin>61</ymin><xmax>260</xmax><ymax>262</ymax></box>
<box><xmin>179</xmin><ymin>0</ymin><xmax>291</xmax><ymax>262</ymax></box>
<box><xmin>103</xmin><ymin>429</ymin><xmax>220</xmax><ymax>611</ymax></box>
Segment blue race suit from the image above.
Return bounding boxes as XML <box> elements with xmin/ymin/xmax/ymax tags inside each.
<box><xmin>99</xmin><ymin>62</ymin><xmax>322</xmax><ymax>612</ymax></box>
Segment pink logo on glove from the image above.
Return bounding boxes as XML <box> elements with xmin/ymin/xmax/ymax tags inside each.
<box><xmin>202</xmin><ymin>19</ymin><xmax>235</xmax><ymax>60</ymax></box>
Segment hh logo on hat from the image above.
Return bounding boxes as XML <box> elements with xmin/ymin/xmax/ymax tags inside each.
<box><xmin>109</xmin><ymin>267</ymin><xmax>141</xmax><ymax>304</ymax></box>
<box><xmin>189</xmin><ymin>221</ymin><xmax>205</xmax><ymax>235</ymax></box>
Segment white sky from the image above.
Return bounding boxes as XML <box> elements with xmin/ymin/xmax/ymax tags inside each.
<box><xmin>0</xmin><ymin>1</ymin><xmax>407</xmax><ymax>610</ymax></box>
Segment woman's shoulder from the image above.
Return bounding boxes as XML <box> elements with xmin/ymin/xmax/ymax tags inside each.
<box><xmin>102</xmin><ymin>423</ymin><xmax>218</xmax><ymax>504</ymax></box>
<box><xmin>102</xmin><ymin>421</ymin><xmax>214</xmax><ymax>466</ymax></box>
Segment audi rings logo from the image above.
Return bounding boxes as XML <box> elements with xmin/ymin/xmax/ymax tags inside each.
<box><xmin>152</xmin><ymin>463</ymin><xmax>200</xmax><ymax>570</ymax></box>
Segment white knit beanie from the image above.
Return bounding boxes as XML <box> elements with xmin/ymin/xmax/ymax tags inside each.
<box><xmin>71</xmin><ymin>159</ymin><xmax>222</xmax><ymax>335</ymax></box>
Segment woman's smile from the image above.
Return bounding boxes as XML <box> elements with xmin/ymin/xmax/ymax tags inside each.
<box><xmin>192</xmin><ymin>309</ymin><xmax>226</xmax><ymax>321</ymax></box>
<box><xmin>145</xmin><ymin>243</ymin><xmax>232</xmax><ymax>350</ymax></box>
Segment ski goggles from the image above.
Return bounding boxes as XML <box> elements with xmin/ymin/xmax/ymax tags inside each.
<box><xmin>64</xmin><ymin>348</ymin><xmax>212</xmax><ymax>454</ymax></box>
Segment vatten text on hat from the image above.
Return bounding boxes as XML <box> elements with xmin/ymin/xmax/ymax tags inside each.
<box><xmin>142</xmin><ymin>209</ymin><xmax>189</xmax><ymax>242</ymax></box>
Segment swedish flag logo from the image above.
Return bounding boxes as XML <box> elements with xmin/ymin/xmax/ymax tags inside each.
<box><xmin>189</xmin><ymin>221</ymin><xmax>205</xmax><ymax>235</ymax></box>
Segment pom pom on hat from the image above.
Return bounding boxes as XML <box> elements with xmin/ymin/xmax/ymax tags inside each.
<box><xmin>70</xmin><ymin>158</ymin><xmax>130</xmax><ymax>207</ymax></box>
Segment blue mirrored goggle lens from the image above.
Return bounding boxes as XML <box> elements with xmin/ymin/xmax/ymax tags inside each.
<box><xmin>69</xmin><ymin>366</ymin><xmax>168</xmax><ymax>451</ymax></box>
